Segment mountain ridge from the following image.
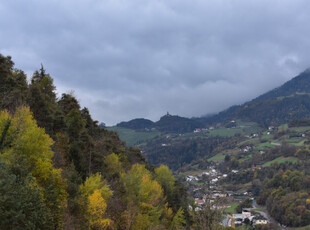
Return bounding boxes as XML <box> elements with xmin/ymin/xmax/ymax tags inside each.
<box><xmin>198</xmin><ymin>69</ymin><xmax>310</xmax><ymax>126</ymax></box>
<box><xmin>117</xmin><ymin>69</ymin><xmax>310</xmax><ymax>130</ymax></box>
<box><xmin>117</xmin><ymin>112</ymin><xmax>202</xmax><ymax>133</ymax></box>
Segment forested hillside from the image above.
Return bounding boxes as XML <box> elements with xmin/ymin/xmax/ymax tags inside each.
<box><xmin>117</xmin><ymin>118</ymin><xmax>154</xmax><ymax>130</ymax></box>
<box><xmin>117</xmin><ymin>113</ymin><xmax>202</xmax><ymax>133</ymax></box>
<box><xmin>141</xmin><ymin>135</ymin><xmax>228</xmax><ymax>170</ymax></box>
<box><xmin>0</xmin><ymin>54</ymin><xmax>191</xmax><ymax>229</ymax></box>
<box><xmin>199</xmin><ymin>69</ymin><xmax>310</xmax><ymax>127</ymax></box>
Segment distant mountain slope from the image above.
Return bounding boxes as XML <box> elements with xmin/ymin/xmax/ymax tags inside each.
<box><xmin>116</xmin><ymin>69</ymin><xmax>310</xmax><ymax>131</ymax></box>
<box><xmin>117</xmin><ymin>113</ymin><xmax>202</xmax><ymax>133</ymax></box>
<box><xmin>117</xmin><ymin>118</ymin><xmax>154</xmax><ymax>130</ymax></box>
<box><xmin>199</xmin><ymin>69</ymin><xmax>310</xmax><ymax>126</ymax></box>
<box><xmin>255</xmin><ymin>68</ymin><xmax>310</xmax><ymax>101</ymax></box>
<box><xmin>155</xmin><ymin>113</ymin><xmax>202</xmax><ymax>133</ymax></box>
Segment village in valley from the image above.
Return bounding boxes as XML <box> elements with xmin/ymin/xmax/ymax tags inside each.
<box><xmin>112</xmin><ymin>115</ymin><xmax>310</xmax><ymax>229</ymax></box>
<box><xmin>178</xmin><ymin>120</ymin><xmax>308</xmax><ymax>229</ymax></box>
<box><xmin>185</xmin><ymin>165</ymin><xmax>269</xmax><ymax>228</ymax></box>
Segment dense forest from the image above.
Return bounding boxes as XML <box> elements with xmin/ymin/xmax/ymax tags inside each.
<box><xmin>117</xmin><ymin>114</ymin><xmax>202</xmax><ymax>133</ymax></box>
<box><xmin>257</xmin><ymin>170</ymin><xmax>310</xmax><ymax>227</ymax></box>
<box><xmin>0</xmin><ymin>54</ymin><xmax>193</xmax><ymax>229</ymax></box>
<box><xmin>117</xmin><ymin>118</ymin><xmax>154</xmax><ymax>130</ymax></box>
<box><xmin>141</xmin><ymin>135</ymin><xmax>228</xmax><ymax>170</ymax></box>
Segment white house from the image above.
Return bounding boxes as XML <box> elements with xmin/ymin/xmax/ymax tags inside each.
<box><xmin>253</xmin><ymin>219</ymin><xmax>268</xmax><ymax>225</ymax></box>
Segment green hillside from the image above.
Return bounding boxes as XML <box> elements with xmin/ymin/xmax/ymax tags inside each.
<box><xmin>107</xmin><ymin>126</ymin><xmax>160</xmax><ymax>146</ymax></box>
<box><xmin>116</xmin><ymin>118</ymin><xmax>154</xmax><ymax>130</ymax></box>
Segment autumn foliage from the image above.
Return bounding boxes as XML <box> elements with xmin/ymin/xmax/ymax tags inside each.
<box><xmin>0</xmin><ymin>53</ymin><xmax>188</xmax><ymax>229</ymax></box>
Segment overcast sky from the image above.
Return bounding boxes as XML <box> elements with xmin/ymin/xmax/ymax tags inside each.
<box><xmin>1</xmin><ymin>0</ymin><xmax>310</xmax><ymax>125</ymax></box>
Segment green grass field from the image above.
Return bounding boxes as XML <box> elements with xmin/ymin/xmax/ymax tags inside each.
<box><xmin>294</xmin><ymin>225</ymin><xmax>310</xmax><ymax>230</ymax></box>
<box><xmin>278</xmin><ymin>123</ymin><xmax>288</xmax><ymax>130</ymax></box>
<box><xmin>239</xmin><ymin>153</ymin><xmax>253</xmax><ymax>162</ymax></box>
<box><xmin>235</xmin><ymin>120</ymin><xmax>258</xmax><ymax>127</ymax></box>
<box><xmin>208</xmin><ymin>128</ymin><xmax>243</xmax><ymax>137</ymax></box>
<box><xmin>225</xmin><ymin>202</ymin><xmax>239</xmax><ymax>213</ymax></box>
<box><xmin>293</xmin><ymin>139</ymin><xmax>307</xmax><ymax>146</ymax></box>
<box><xmin>256</xmin><ymin>142</ymin><xmax>274</xmax><ymax>150</ymax></box>
<box><xmin>286</xmin><ymin>138</ymin><xmax>302</xmax><ymax>143</ymax></box>
<box><xmin>289</xmin><ymin>126</ymin><xmax>310</xmax><ymax>133</ymax></box>
<box><xmin>286</xmin><ymin>138</ymin><xmax>307</xmax><ymax>146</ymax></box>
<box><xmin>107</xmin><ymin>126</ymin><xmax>160</xmax><ymax>146</ymax></box>
<box><xmin>239</xmin><ymin>137</ymin><xmax>260</xmax><ymax>146</ymax></box>
<box><xmin>207</xmin><ymin>125</ymin><xmax>262</xmax><ymax>138</ymax></box>
<box><xmin>262</xmin><ymin>156</ymin><xmax>298</xmax><ymax>167</ymax></box>
<box><xmin>243</xmin><ymin>126</ymin><xmax>263</xmax><ymax>135</ymax></box>
<box><xmin>207</xmin><ymin>153</ymin><xmax>226</xmax><ymax>162</ymax></box>
<box><xmin>261</xmin><ymin>131</ymin><xmax>273</xmax><ymax>140</ymax></box>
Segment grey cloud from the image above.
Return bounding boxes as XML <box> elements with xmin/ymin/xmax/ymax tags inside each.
<box><xmin>1</xmin><ymin>0</ymin><xmax>310</xmax><ymax>125</ymax></box>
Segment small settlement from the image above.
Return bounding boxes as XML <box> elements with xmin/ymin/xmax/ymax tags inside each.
<box><xmin>185</xmin><ymin>166</ymin><xmax>269</xmax><ymax>228</ymax></box>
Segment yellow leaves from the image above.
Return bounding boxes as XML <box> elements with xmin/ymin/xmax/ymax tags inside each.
<box><xmin>0</xmin><ymin>106</ymin><xmax>68</xmax><ymax>227</ymax></box>
<box><xmin>80</xmin><ymin>173</ymin><xmax>113</xmax><ymax>201</ymax></box>
<box><xmin>104</xmin><ymin>153</ymin><xmax>123</xmax><ymax>175</ymax></box>
<box><xmin>254</xmin><ymin>171</ymin><xmax>258</xmax><ymax>179</ymax></box>
<box><xmin>306</xmin><ymin>199</ymin><xmax>310</xmax><ymax>205</ymax></box>
<box><xmin>33</xmin><ymin>158</ymin><xmax>53</xmax><ymax>181</ymax></box>
<box><xmin>155</xmin><ymin>165</ymin><xmax>175</xmax><ymax>192</ymax></box>
<box><xmin>123</xmin><ymin>164</ymin><xmax>164</xmax><ymax>205</ymax></box>
<box><xmin>79</xmin><ymin>173</ymin><xmax>114</xmax><ymax>229</ymax></box>
<box><xmin>121</xmin><ymin>164</ymin><xmax>166</xmax><ymax>229</ymax></box>
<box><xmin>87</xmin><ymin>189</ymin><xmax>111</xmax><ymax>230</ymax></box>
<box><xmin>0</xmin><ymin>110</ymin><xmax>10</xmax><ymax>131</ymax></box>
<box><xmin>165</xmin><ymin>203</ymin><xmax>174</xmax><ymax>220</ymax></box>
<box><xmin>170</xmin><ymin>208</ymin><xmax>186</xmax><ymax>230</ymax></box>
<box><xmin>80</xmin><ymin>173</ymin><xmax>101</xmax><ymax>196</ymax></box>
<box><xmin>0</xmin><ymin>106</ymin><xmax>54</xmax><ymax>164</ymax></box>
<box><xmin>129</xmin><ymin>164</ymin><xmax>151</xmax><ymax>179</ymax></box>
<box><xmin>132</xmin><ymin>213</ymin><xmax>150</xmax><ymax>230</ymax></box>
<box><xmin>140</xmin><ymin>174</ymin><xmax>163</xmax><ymax>206</ymax></box>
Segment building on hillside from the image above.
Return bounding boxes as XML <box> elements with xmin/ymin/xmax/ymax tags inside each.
<box><xmin>194</xmin><ymin>128</ymin><xmax>202</xmax><ymax>133</ymax></box>
<box><xmin>252</xmin><ymin>164</ymin><xmax>262</xmax><ymax>171</ymax></box>
<box><xmin>233</xmin><ymin>214</ymin><xmax>254</xmax><ymax>225</ymax></box>
<box><xmin>194</xmin><ymin>199</ymin><xmax>205</xmax><ymax>207</ymax></box>
<box><xmin>253</xmin><ymin>219</ymin><xmax>268</xmax><ymax>225</ymax></box>
<box><xmin>242</xmin><ymin>209</ymin><xmax>251</xmax><ymax>217</ymax></box>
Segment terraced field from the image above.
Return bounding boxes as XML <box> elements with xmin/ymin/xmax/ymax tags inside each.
<box><xmin>262</xmin><ymin>157</ymin><xmax>298</xmax><ymax>167</ymax></box>
<box><xmin>107</xmin><ymin>126</ymin><xmax>160</xmax><ymax>146</ymax></box>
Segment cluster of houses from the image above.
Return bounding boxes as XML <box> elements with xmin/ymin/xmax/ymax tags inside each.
<box><xmin>193</xmin><ymin>125</ymin><xmax>218</xmax><ymax>133</ymax></box>
<box><xmin>231</xmin><ymin>209</ymin><xmax>268</xmax><ymax>227</ymax></box>
<box><xmin>186</xmin><ymin>166</ymin><xmax>269</xmax><ymax>228</ymax></box>
<box><xmin>186</xmin><ymin>175</ymin><xmax>199</xmax><ymax>182</ymax></box>
<box><xmin>186</xmin><ymin>167</ymin><xmax>228</xmax><ymax>184</ymax></box>
<box><xmin>190</xmin><ymin>190</ymin><xmax>232</xmax><ymax>212</ymax></box>
<box><xmin>241</xmin><ymin>145</ymin><xmax>252</xmax><ymax>153</ymax></box>
<box><xmin>187</xmin><ymin>167</ymin><xmax>240</xmax><ymax>212</ymax></box>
